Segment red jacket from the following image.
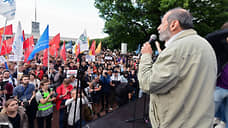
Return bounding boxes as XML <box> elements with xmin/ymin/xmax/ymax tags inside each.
<box><xmin>56</xmin><ymin>84</ymin><xmax>73</xmax><ymax>110</ymax></box>
<box><xmin>35</xmin><ymin>70</ymin><xmax>44</xmax><ymax>80</ymax></box>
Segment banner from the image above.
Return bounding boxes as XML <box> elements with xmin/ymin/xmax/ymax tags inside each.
<box><xmin>8</xmin><ymin>55</ymin><xmax>22</xmax><ymax>61</ymax></box>
<box><xmin>77</xmin><ymin>30</ymin><xmax>89</xmax><ymax>52</ymax></box>
<box><xmin>0</xmin><ymin>56</ymin><xmax>6</xmax><ymax>63</ymax></box>
<box><xmin>0</xmin><ymin>0</ymin><xmax>16</xmax><ymax>20</ymax></box>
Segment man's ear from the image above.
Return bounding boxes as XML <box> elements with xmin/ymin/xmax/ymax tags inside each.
<box><xmin>169</xmin><ymin>20</ymin><xmax>180</xmax><ymax>31</ymax></box>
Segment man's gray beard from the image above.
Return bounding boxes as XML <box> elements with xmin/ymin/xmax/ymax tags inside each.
<box><xmin>159</xmin><ymin>28</ymin><xmax>171</xmax><ymax>41</ymax></box>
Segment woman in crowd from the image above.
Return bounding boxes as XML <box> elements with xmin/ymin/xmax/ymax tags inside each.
<box><xmin>35</xmin><ymin>65</ymin><xmax>44</xmax><ymax>80</ymax></box>
<box><xmin>29</xmin><ymin>73</ymin><xmax>40</xmax><ymax>91</ymax></box>
<box><xmin>56</xmin><ymin>78</ymin><xmax>73</xmax><ymax>128</ymax></box>
<box><xmin>0</xmin><ymin>98</ymin><xmax>28</xmax><ymax>128</ymax></box>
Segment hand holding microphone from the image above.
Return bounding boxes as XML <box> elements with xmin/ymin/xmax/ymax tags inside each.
<box><xmin>141</xmin><ymin>34</ymin><xmax>157</xmax><ymax>55</ymax></box>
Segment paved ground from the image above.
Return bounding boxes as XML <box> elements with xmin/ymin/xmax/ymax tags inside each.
<box><xmin>33</xmin><ymin>96</ymin><xmax>151</xmax><ymax>128</ymax></box>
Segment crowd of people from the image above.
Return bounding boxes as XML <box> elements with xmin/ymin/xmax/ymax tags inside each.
<box><xmin>0</xmin><ymin>7</ymin><xmax>227</xmax><ymax>128</ymax></box>
<box><xmin>0</xmin><ymin>48</ymin><xmax>140</xmax><ymax>128</ymax></box>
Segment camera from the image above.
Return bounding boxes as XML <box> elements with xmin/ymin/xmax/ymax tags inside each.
<box><xmin>22</xmin><ymin>101</ymin><xmax>30</xmax><ymax>108</ymax></box>
<box><xmin>49</xmin><ymin>88</ymin><xmax>58</xmax><ymax>98</ymax></box>
<box><xmin>51</xmin><ymin>92</ymin><xmax>58</xmax><ymax>98</ymax></box>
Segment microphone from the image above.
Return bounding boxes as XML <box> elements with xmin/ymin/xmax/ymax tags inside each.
<box><xmin>148</xmin><ymin>34</ymin><xmax>157</xmax><ymax>45</ymax></box>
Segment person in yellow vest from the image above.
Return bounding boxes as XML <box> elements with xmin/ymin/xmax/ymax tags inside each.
<box><xmin>35</xmin><ymin>80</ymin><xmax>56</xmax><ymax>128</ymax></box>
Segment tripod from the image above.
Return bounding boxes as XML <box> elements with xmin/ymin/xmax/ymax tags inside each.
<box><xmin>73</xmin><ymin>53</ymin><xmax>87</xmax><ymax>128</ymax></box>
<box><xmin>125</xmin><ymin>93</ymin><xmax>151</xmax><ymax>128</ymax></box>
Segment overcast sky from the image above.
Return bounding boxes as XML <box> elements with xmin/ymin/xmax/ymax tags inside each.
<box><xmin>0</xmin><ymin>0</ymin><xmax>108</xmax><ymax>39</ymax></box>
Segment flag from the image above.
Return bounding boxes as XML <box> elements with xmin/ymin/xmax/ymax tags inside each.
<box><xmin>135</xmin><ymin>44</ymin><xmax>141</xmax><ymax>55</ymax></box>
<box><xmin>49</xmin><ymin>33</ymin><xmax>60</xmax><ymax>56</ymax></box>
<box><xmin>24</xmin><ymin>36</ymin><xmax>34</xmax><ymax>62</ymax></box>
<box><xmin>43</xmin><ymin>49</ymin><xmax>48</xmax><ymax>66</ymax></box>
<box><xmin>65</xmin><ymin>41</ymin><xmax>72</xmax><ymax>49</ymax></box>
<box><xmin>28</xmin><ymin>25</ymin><xmax>49</xmax><ymax>61</ymax></box>
<box><xmin>77</xmin><ymin>30</ymin><xmax>89</xmax><ymax>52</ymax></box>
<box><xmin>95</xmin><ymin>41</ymin><xmax>102</xmax><ymax>54</ymax></box>
<box><xmin>12</xmin><ymin>21</ymin><xmax>23</xmax><ymax>60</ymax></box>
<box><xmin>87</xmin><ymin>37</ymin><xmax>90</xmax><ymax>48</ymax></box>
<box><xmin>89</xmin><ymin>40</ymin><xmax>96</xmax><ymax>56</ymax></box>
<box><xmin>60</xmin><ymin>41</ymin><xmax>66</xmax><ymax>61</ymax></box>
<box><xmin>76</xmin><ymin>43</ymin><xmax>80</xmax><ymax>58</ymax></box>
<box><xmin>72</xmin><ymin>40</ymin><xmax>77</xmax><ymax>54</ymax></box>
<box><xmin>0</xmin><ymin>0</ymin><xmax>16</xmax><ymax>20</ymax></box>
<box><xmin>22</xmin><ymin>30</ymin><xmax>25</xmax><ymax>41</ymax></box>
<box><xmin>0</xmin><ymin>37</ymin><xmax>14</xmax><ymax>55</ymax></box>
<box><xmin>0</xmin><ymin>24</ymin><xmax>13</xmax><ymax>35</ymax></box>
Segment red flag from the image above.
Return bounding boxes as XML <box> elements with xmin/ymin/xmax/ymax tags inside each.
<box><xmin>60</xmin><ymin>41</ymin><xmax>66</xmax><ymax>61</ymax></box>
<box><xmin>1</xmin><ymin>37</ymin><xmax>14</xmax><ymax>55</ymax></box>
<box><xmin>89</xmin><ymin>40</ymin><xmax>96</xmax><ymax>55</ymax></box>
<box><xmin>49</xmin><ymin>33</ymin><xmax>60</xmax><ymax>56</ymax></box>
<box><xmin>22</xmin><ymin>30</ymin><xmax>26</xmax><ymax>49</ymax></box>
<box><xmin>24</xmin><ymin>36</ymin><xmax>34</xmax><ymax>62</ymax></box>
<box><xmin>0</xmin><ymin>24</ymin><xmax>13</xmax><ymax>35</ymax></box>
<box><xmin>22</xmin><ymin>30</ymin><xmax>25</xmax><ymax>41</ymax></box>
<box><xmin>76</xmin><ymin>43</ymin><xmax>80</xmax><ymax>58</ymax></box>
<box><xmin>43</xmin><ymin>49</ymin><xmax>48</xmax><ymax>66</ymax></box>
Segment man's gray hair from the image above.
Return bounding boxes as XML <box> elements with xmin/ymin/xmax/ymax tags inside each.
<box><xmin>167</xmin><ymin>7</ymin><xmax>193</xmax><ymax>29</ymax></box>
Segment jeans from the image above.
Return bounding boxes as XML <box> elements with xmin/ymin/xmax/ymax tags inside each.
<box><xmin>59</xmin><ymin>100</ymin><xmax>67</xmax><ymax>128</ymax></box>
<box><xmin>37</xmin><ymin>113</ymin><xmax>52</xmax><ymax>128</ymax></box>
<box><xmin>214</xmin><ymin>87</ymin><xmax>228</xmax><ymax>128</ymax></box>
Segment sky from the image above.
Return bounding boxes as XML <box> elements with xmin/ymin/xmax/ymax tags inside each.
<box><xmin>0</xmin><ymin>0</ymin><xmax>108</xmax><ymax>39</ymax></box>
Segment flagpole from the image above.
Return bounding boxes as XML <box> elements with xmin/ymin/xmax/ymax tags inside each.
<box><xmin>0</xmin><ymin>19</ymin><xmax>8</xmax><ymax>54</ymax></box>
<box><xmin>48</xmin><ymin>48</ymin><xmax>50</xmax><ymax>79</ymax></box>
<box><xmin>17</xmin><ymin>59</ymin><xmax>19</xmax><ymax>80</ymax></box>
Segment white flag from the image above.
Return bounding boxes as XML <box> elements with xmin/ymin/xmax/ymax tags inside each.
<box><xmin>78</xmin><ymin>30</ymin><xmax>89</xmax><ymax>52</ymax></box>
<box><xmin>12</xmin><ymin>21</ymin><xmax>23</xmax><ymax>59</ymax></box>
<box><xmin>0</xmin><ymin>0</ymin><xmax>16</xmax><ymax>20</ymax></box>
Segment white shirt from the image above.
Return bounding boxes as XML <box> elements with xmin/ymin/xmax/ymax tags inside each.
<box><xmin>65</xmin><ymin>97</ymin><xmax>89</xmax><ymax>126</ymax></box>
<box><xmin>165</xmin><ymin>30</ymin><xmax>184</xmax><ymax>48</ymax></box>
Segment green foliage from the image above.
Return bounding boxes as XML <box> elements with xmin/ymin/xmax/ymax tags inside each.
<box><xmin>94</xmin><ymin>0</ymin><xmax>228</xmax><ymax>51</ymax></box>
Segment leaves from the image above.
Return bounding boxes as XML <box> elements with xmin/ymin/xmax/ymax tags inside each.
<box><xmin>94</xmin><ymin>0</ymin><xmax>228</xmax><ymax>51</ymax></box>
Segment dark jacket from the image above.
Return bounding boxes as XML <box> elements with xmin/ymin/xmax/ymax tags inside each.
<box><xmin>206</xmin><ymin>29</ymin><xmax>228</xmax><ymax>74</ymax></box>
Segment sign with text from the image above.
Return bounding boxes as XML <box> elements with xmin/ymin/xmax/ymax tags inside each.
<box><xmin>86</xmin><ymin>55</ymin><xmax>95</xmax><ymax>62</ymax></box>
<box><xmin>8</xmin><ymin>55</ymin><xmax>23</xmax><ymax>62</ymax></box>
<box><xmin>67</xmin><ymin>70</ymin><xmax>77</xmax><ymax>78</ymax></box>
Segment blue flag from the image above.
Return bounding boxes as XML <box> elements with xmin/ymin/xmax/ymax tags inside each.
<box><xmin>135</xmin><ymin>44</ymin><xmax>141</xmax><ymax>55</ymax></box>
<box><xmin>65</xmin><ymin>41</ymin><xmax>72</xmax><ymax>49</ymax></box>
<box><xmin>28</xmin><ymin>25</ymin><xmax>49</xmax><ymax>61</ymax></box>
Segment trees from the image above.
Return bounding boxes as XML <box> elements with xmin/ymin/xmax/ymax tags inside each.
<box><xmin>94</xmin><ymin>0</ymin><xmax>228</xmax><ymax>51</ymax></box>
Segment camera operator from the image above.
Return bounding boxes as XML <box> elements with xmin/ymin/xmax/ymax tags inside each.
<box><xmin>100</xmin><ymin>69</ymin><xmax>111</xmax><ymax>113</ymax></box>
<box><xmin>13</xmin><ymin>75</ymin><xmax>36</xmax><ymax>128</ymax></box>
<box><xmin>35</xmin><ymin>80</ymin><xmax>56</xmax><ymax>128</ymax></box>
